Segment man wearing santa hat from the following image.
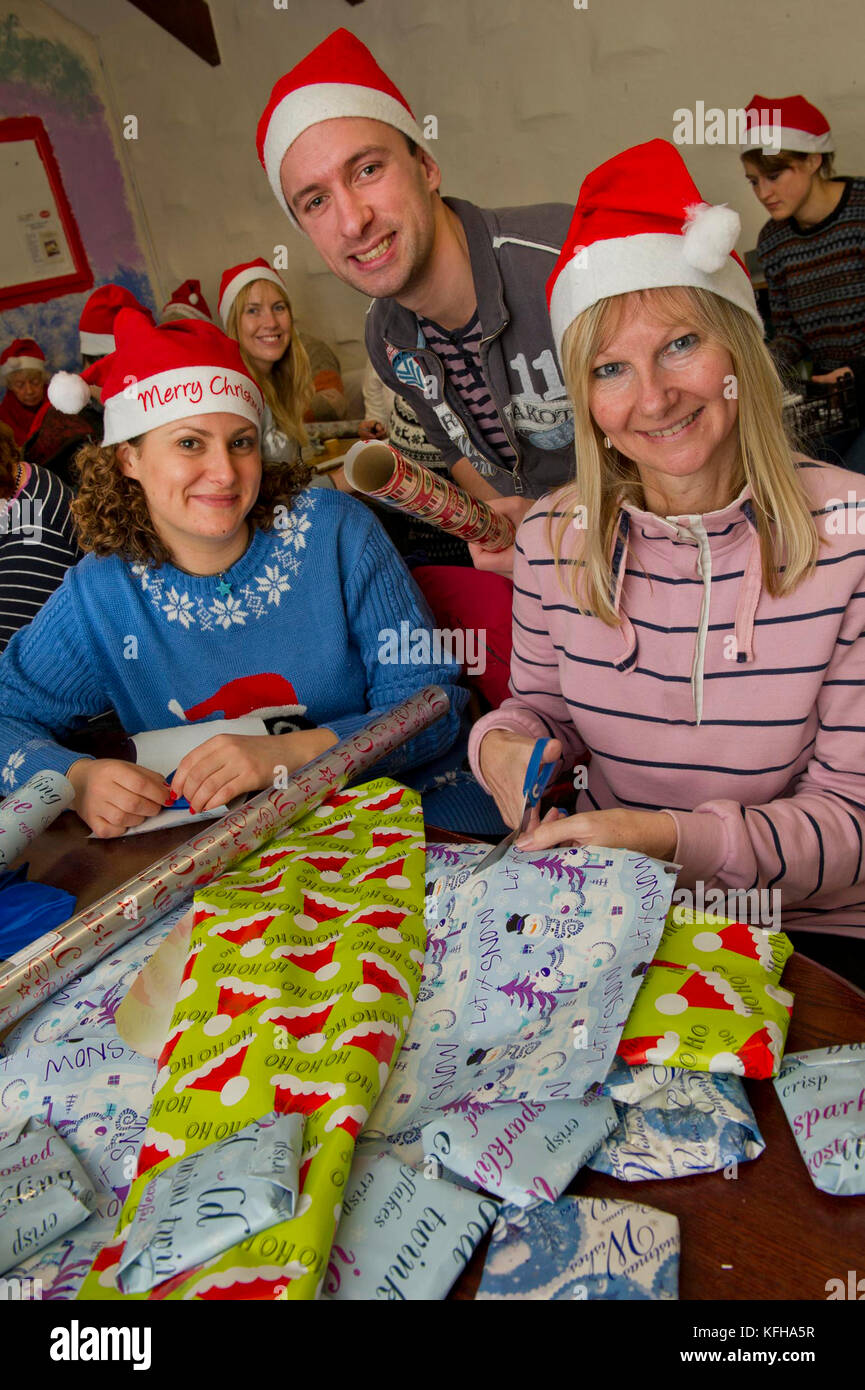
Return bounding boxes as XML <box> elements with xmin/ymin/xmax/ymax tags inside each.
<box><xmin>256</xmin><ymin>29</ymin><xmax>576</xmax><ymax>542</ymax></box>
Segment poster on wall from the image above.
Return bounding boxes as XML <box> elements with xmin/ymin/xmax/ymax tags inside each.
<box><xmin>0</xmin><ymin>116</ymin><xmax>93</xmax><ymax>311</ymax></box>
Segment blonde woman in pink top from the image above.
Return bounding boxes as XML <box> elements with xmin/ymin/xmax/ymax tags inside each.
<box><xmin>469</xmin><ymin>140</ymin><xmax>865</xmax><ymax>954</ymax></box>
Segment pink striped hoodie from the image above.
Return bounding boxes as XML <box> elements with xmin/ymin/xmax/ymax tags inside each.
<box><xmin>469</xmin><ymin>460</ymin><xmax>865</xmax><ymax>937</ymax></box>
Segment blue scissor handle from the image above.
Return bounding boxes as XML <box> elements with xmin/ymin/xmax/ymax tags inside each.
<box><xmin>523</xmin><ymin>739</ymin><xmax>555</xmax><ymax>807</ymax></box>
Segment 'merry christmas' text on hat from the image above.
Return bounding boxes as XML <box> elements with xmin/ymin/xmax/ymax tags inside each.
<box><xmin>0</xmin><ymin>338</ymin><xmax>47</xmax><ymax>378</ymax></box>
<box><xmin>740</xmin><ymin>95</ymin><xmax>833</xmax><ymax>156</ymax></box>
<box><xmin>546</xmin><ymin>138</ymin><xmax>762</xmax><ymax>358</ymax></box>
<box><xmin>47</xmin><ymin>310</ymin><xmax>264</xmax><ymax>447</ymax></box>
<box><xmin>256</xmin><ymin>28</ymin><xmax>428</xmax><ymax>225</ymax></box>
<box><xmin>162</xmin><ymin>279</ymin><xmax>214</xmax><ymax>324</ymax></box>
<box><xmin>79</xmin><ymin>284</ymin><xmax>152</xmax><ymax>356</ymax></box>
<box><xmin>218</xmin><ymin>258</ymin><xmax>286</xmax><ymax>328</ymax></box>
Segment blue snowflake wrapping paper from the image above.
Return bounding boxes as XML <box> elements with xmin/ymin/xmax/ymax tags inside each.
<box><xmin>422</xmin><ymin>1095</ymin><xmax>618</xmax><ymax>1208</ymax></box>
<box><xmin>370</xmin><ymin>845</ymin><xmax>673</xmax><ymax>1136</ymax></box>
<box><xmin>1</xmin><ymin>900</ymin><xmax>191</xmax><ymax>1052</ymax></box>
<box><xmin>587</xmin><ymin>1069</ymin><xmax>765</xmax><ymax>1181</ymax></box>
<box><xmin>0</xmin><ymin>1037</ymin><xmax>157</xmax><ymax>1297</ymax></box>
<box><xmin>322</xmin><ymin>1150</ymin><xmax>500</xmax><ymax>1301</ymax></box>
<box><xmin>476</xmin><ymin>1195</ymin><xmax>680</xmax><ymax>1300</ymax></box>
<box><xmin>596</xmin><ymin>1056</ymin><xmax>681</xmax><ymax>1105</ymax></box>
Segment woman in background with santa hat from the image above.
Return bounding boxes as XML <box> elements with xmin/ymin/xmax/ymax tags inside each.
<box><xmin>470</xmin><ymin>139</ymin><xmax>865</xmax><ymax>969</ymax></box>
<box><xmin>0</xmin><ymin>308</ymin><xmax>465</xmax><ymax>837</ymax></box>
<box><xmin>740</xmin><ymin>95</ymin><xmax>865</xmax><ymax>471</ymax></box>
<box><xmin>0</xmin><ymin>338</ymin><xmax>49</xmax><ymax>447</ymax></box>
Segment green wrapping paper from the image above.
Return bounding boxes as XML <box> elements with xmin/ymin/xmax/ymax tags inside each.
<box><xmin>77</xmin><ymin>779</ymin><xmax>426</xmax><ymax>1301</ymax></box>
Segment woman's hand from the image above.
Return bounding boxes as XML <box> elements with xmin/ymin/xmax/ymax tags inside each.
<box><xmin>478</xmin><ymin>729</ymin><xmax>562</xmax><ymax>830</ymax></box>
<box><xmin>170</xmin><ymin>728</ymin><xmax>338</xmax><ymax>814</ymax></box>
<box><xmin>811</xmin><ymin>367</ymin><xmax>854</xmax><ymax>384</ymax></box>
<box><xmin>67</xmin><ymin>758</ymin><xmax>169</xmax><ymax>838</ymax></box>
<box><xmin>358</xmin><ymin>419</ymin><xmax>387</xmax><ymax>440</ymax></box>
<box><xmin>516</xmin><ymin>806</ymin><xmax>678</xmax><ymax>861</ymax></box>
<box><xmin>467</xmin><ymin>495</ymin><xmax>534</xmax><ymax>577</ymax></box>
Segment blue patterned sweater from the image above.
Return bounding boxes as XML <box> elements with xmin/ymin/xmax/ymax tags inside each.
<box><xmin>0</xmin><ymin>488</ymin><xmax>467</xmax><ymax>793</ymax></box>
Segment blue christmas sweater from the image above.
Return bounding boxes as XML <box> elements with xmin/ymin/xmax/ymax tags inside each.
<box><xmin>0</xmin><ymin>488</ymin><xmax>467</xmax><ymax>794</ymax></box>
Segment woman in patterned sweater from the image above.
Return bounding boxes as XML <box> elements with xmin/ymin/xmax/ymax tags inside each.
<box><xmin>740</xmin><ymin>94</ymin><xmax>865</xmax><ymax>471</ymax></box>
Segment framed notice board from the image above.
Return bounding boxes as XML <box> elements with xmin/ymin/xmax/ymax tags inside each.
<box><xmin>0</xmin><ymin>116</ymin><xmax>93</xmax><ymax>311</ymax></box>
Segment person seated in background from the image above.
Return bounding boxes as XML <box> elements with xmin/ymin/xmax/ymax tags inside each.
<box><xmin>740</xmin><ymin>94</ymin><xmax>865</xmax><ymax>473</ymax></box>
<box><xmin>0</xmin><ymin>421</ymin><xmax>80</xmax><ymax>654</ymax></box>
<box><xmin>24</xmin><ymin>284</ymin><xmax>152</xmax><ymax>486</ymax></box>
<box><xmin>0</xmin><ymin>339</ymin><xmax>48</xmax><ymax>448</ymax></box>
<box><xmin>0</xmin><ymin>309</ymin><xmax>466</xmax><ymax>835</ymax></box>
<box><xmin>470</xmin><ymin>139</ymin><xmax>865</xmax><ymax>983</ymax></box>
<box><xmin>160</xmin><ymin>279</ymin><xmax>214</xmax><ymax>324</ymax></box>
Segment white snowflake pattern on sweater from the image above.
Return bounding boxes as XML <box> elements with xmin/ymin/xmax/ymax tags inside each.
<box><xmin>2</xmin><ymin>749</ymin><xmax>24</xmax><ymax>789</ymax></box>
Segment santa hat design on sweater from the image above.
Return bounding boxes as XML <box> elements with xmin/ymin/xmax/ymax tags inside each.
<box><xmin>168</xmin><ymin>673</ymin><xmax>305</xmax><ymax>723</ymax></box>
<box><xmin>138</xmin><ymin>1128</ymin><xmax>186</xmax><ymax>1176</ymax></box>
<box><xmin>294</xmin><ymin>889</ymin><xmax>360</xmax><ymax>932</ymax></box>
<box><xmin>546</xmin><ymin>138</ymin><xmax>762</xmax><ymax>359</ymax></box>
<box><xmin>353</xmin><ymin>951</ymin><xmax>412</xmax><ymax>1004</ymax></box>
<box><xmin>174</xmin><ymin>1036</ymin><xmax>252</xmax><ymax>1106</ymax></box>
<box><xmin>0</xmin><ymin>338</ymin><xmax>47</xmax><ymax>378</ymax></box>
<box><xmin>48</xmin><ymin>309</ymin><xmax>262</xmax><ymax>446</ymax></box>
<box><xmin>78</xmin><ymin>285</ymin><xmax>152</xmax><ymax>357</ymax></box>
<box><xmin>270</xmin><ymin>1073</ymin><xmax>346</xmax><ymax>1117</ymax></box>
<box><xmin>690</xmin><ymin>921</ymin><xmax>776</xmax><ymax>972</ymax></box>
<box><xmin>203</xmin><ymin>977</ymin><xmax>282</xmax><ymax>1036</ymax></box>
<box><xmin>206</xmin><ymin>909</ymin><xmax>279</xmax><ymax>957</ymax></box>
<box><xmin>271</xmin><ymin>935</ymin><xmax>341</xmax><ymax>980</ymax></box>
<box><xmin>740</xmin><ymin>94</ymin><xmax>833</xmax><ymax>155</ymax></box>
<box><xmin>161</xmin><ymin>278</ymin><xmax>213</xmax><ymax>324</ymax></box>
<box><xmin>655</xmin><ymin>965</ymin><xmax>749</xmax><ymax>1017</ymax></box>
<box><xmin>256</xmin><ymin>28</ymin><xmax>429</xmax><ymax>225</ymax></box>
<box><xmin>350</xmin><ymin>855</ymin><xmax>411</xmax><ymax>890</ymax></box>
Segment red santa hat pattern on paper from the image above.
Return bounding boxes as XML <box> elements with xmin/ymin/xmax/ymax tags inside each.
<box><xmin>202</xmin><ymin>977</ymin><xmax>282</xmax><ymax>1036</ymax></box>
<box><xmin>218</xmin><ymin>258</ymin><xmax>287</xmax><ymax>328</ymax></box>
<box><xmin>350</xmin><ymin>854</ymin><xmax>411</xmax><ymax>890</ymax></box>
<box><xmin>270</xmin><ymin>1073</ymin><xmax>346</xmax><ymax>1117</ymax></box>
<box><xmin>655</xmin><ymin>965</ymin><xmax>749</xmax><ymax>1017</ymax></box>
<box><xmin>344</xmin><ymin>903</ymin><xmax>413</xmax><ymax>940</ymax></box>
<box><xmin>546</xmin><ymin>138</ymin><xmax>762</xmax><ymax>359</ymax></box>
<box><xmin>333</xmin><ymin>1018</ymin><xmax>402</xmax><ymax>1067</ymax></box>
<box><xmin>271</xmin><ymin>935</ymin><xmax>341</xmax><ymax>980</ymax></box>
<box><xmin>161</xmin><ymin>278</ymin><xmax>214</xmax><ymax>324</ymax></box>
<box><xmin>206</xmin><ymin>909</ymin><xmax>279</xmax><ymax>957</ymax></box>
<box><xmin>78</xmin><ymin>284</ymin><xmax>152</xmax><ymax>357</ymax></box>
<box><xmin>323</xmin><ymin>1104</ymin><xmax>369</xmax><ymax>1141</ymax></box>
<box><xmin>168</xmin><ymin>672</ymin><xmax>304</xmax><ymax>723</ymax></box>
<box><xmin>48</xmin><ymin>309</ymin><xmax>263</xmax><ymax>447</ymax></box>
<box><xmin>306</xmin><ymin>816</ymin><xmax>354</xmax><ymax>841</ymax></box>
<box><xmin>0</xmin><ymin>337</ymin><xmax>47</xmax><ymax>378</ymax></box>
<box><xmin>294</xmin><ymin>889</ymin><xmax>360</xmax><ymax>932</ymax></box>
<box><xmin>261</xmin><ymin>994</ymin><xmax>342</xmax><ymax>1054</ymax></box>
<box><xmin>690</xmin><ymin>921</ymin><xmax>776</xmax><ymax>972</ymax></box>
<box><xmin>286</xmin><ymin>849</ymin><xmax>354</xmax><ymax>882</ymax></box>
<box><xmin>741</xmin><ymin>94</ymin><xmax>833</xmax><ymax>155</ymax></box>
<box><xmin>138</xmin><ymin>1128</ymin><xmax>186</xmax><ymax>1176</ymax></box>
<box><xmin>256</xmin><ymin>28</ymin><xmax>429</xmax><ymax>225</ymax></box>
<box><xmin>191</xmin><ymin>1262</ymin><xmax>308</xmax><ymax>1301</ymax></box>
<box><xmin>353</xmin><ymin>951</ymin><xmax>412</xmax><ymax>1004</ymax></box>
<box><xmin>174</xmin><ymin>1036</ymin><xmax>252</xmax><ymax>1106</ymax></box>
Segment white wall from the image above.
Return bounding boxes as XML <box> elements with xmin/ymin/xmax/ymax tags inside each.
<box><xmin>45</xmin><ymin>0</ymin><xmax>865</xmax><ymax>370</ymax></box>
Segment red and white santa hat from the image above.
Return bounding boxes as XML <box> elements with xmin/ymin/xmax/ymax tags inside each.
<box><xmin>79</xmin><ymin>284</ymin><xmax>151</xmax><ymax>357</ymax></box>
<box><xmin>740</xmin><ymin>94</ymin><xmax>833</xmax><ymax>156</ymax></box>
<box><xmin>0</xmin><ymin>337</ymin><xmax>47</xmax><ymax>379</ymax></box>
<box><xmin>546</xmin><ymin>138</ymin><xmax>762</xmax><ymax>358</ymax></box>
<box><xmin>47</xmin><ymin>309</ymin><xmax>263</xmax><ymax>446</ymax></box>
<box><xmin>256</xmin><ymin>28</ymin><xmax>428</xmax><ymax>225</ymax></box>
<box><xmin>161</xmin><ymin>278</ymin><xmax>213</xmax><ymax>324</ymax></box>
<box><xmin>218</xmin><ymin>258</ymin><xmax>286</xmax><ymax>328</ymax></box>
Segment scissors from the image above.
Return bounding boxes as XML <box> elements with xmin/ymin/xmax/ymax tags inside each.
<box><xmin>469</xmin><ymin>738</ymin><xmax>556</xmax><ymax>876</ymax></box>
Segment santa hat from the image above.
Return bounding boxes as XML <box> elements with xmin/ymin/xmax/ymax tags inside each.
<box><xmin>46</xmin><ymin>309</ymin><xmax>263</xmax><ymax>446</ymax></box>
<box><xmin>741</xmin><ymin>94</ymin><xmax>833</xmax><ymax>156</ymax></box>
<box><xmin>256</xmin><ymin>28</ymin><xmax>428</xmax><ymax>225</ymax></box>
<box><xmin>0</xmin><ymin>338</ymin><xmax>47</xmax><ymax>379</ymax></box>
<box><xmin>79</xmin><ymin>284</ymin><xmax>151</xmax><ymax>356</ymax></box>
<box><xmin>218</xmin><ymin>258</ymin><xmax>286</xmax><ymax>328</ymax></box>
<box><xmin>547</xmin><ymin>138</ymin><xmax>762</xmax><ymax>358</ymax></box>
<box><xmin>161</xmin><ymin>278</ymin><xmax>213</xmax><ymax>324</ymax></box>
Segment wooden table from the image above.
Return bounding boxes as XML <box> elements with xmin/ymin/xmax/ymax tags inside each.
<box><xmin>10</xmin><ymin>812</ymin><xmax>865</xmax><ymax>1300</ymax></box>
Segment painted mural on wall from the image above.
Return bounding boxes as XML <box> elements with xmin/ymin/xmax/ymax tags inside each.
<box><xmin>0</xmin><ymin>12</ymin><xmax>155</xmax><ymax>373</ymax></box>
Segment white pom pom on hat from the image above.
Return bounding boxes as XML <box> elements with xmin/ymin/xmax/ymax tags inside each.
<box><xmin>47</xmin><ymin>371</ymin><xmax>92</xmax><ymax>414</ymax></box>
<box><xmin>681</xmin><ymin>202</ymin><xmax>741</xmax><ymax>274</ymax></box>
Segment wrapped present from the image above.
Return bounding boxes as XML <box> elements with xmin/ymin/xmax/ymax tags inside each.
<box><xmin>617</xmin><ymin>909</ymin><xmax>794</xmax><ymax>1079</ymax></box>
<box><xmin>0</xmin><ymin>1118</ymin><xmax>96</xmax><ymax>1276</ymax></box>
<box><xmin>773</xmin><ymin>1043</ymin><xmax>865</xmax><ymax>1196</ymax></box>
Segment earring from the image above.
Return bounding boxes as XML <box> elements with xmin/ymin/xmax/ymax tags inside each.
<box><xmin>603</xmin><ymin>436</ymin><xmax>611</xmax><ymax>449</ymax></box>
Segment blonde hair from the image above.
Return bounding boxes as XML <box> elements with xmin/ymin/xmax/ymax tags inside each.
<box><xmin>226</xmin><ymin>279</ymin><xmax>313</xmax><ymax>449</ymax></box>
<box><xmin>551</xmin><ymin>286</ymin><xmax>820</xmax><ymax>625</ymax></box>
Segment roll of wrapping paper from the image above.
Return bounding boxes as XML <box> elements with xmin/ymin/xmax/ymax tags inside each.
<box><xmin>0</xmin><ymin>685</ymin><xmax>449</xmax><ymax>1029</ymax></box>
<box><xmin>0</xmin><ymin>770</ymin><xmax>75</xmax><ymax>871</ymax></box>
<box><xmin>343</xmin><ymin>440</ymin><xmax>516</xmax><ymax>551</ymax></box>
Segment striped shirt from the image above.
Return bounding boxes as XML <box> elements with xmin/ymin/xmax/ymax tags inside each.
<box><xmin>0</xmin><ymin>463</ymin><xmax>80</xmax><ymax>653</ymax></box>
<box><xmin>418</xmin><ymin>311</ymin><xmax>517</xmax><ymax>468</ymax></box>
<box><xmin>469</xmin><ymin>460</ymin><xmax>865</xmax><ymax>937</ymax></box>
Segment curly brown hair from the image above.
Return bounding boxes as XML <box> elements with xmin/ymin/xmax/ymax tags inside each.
<box><xmin>70</xmin><ymin>438</ymin><xmax>312</xmax><ymax>565</ymax></box>
<box><xmin>0</xmin><ymin>422</ymin><xmax>21</xmax><ymax>497</ymax></box>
